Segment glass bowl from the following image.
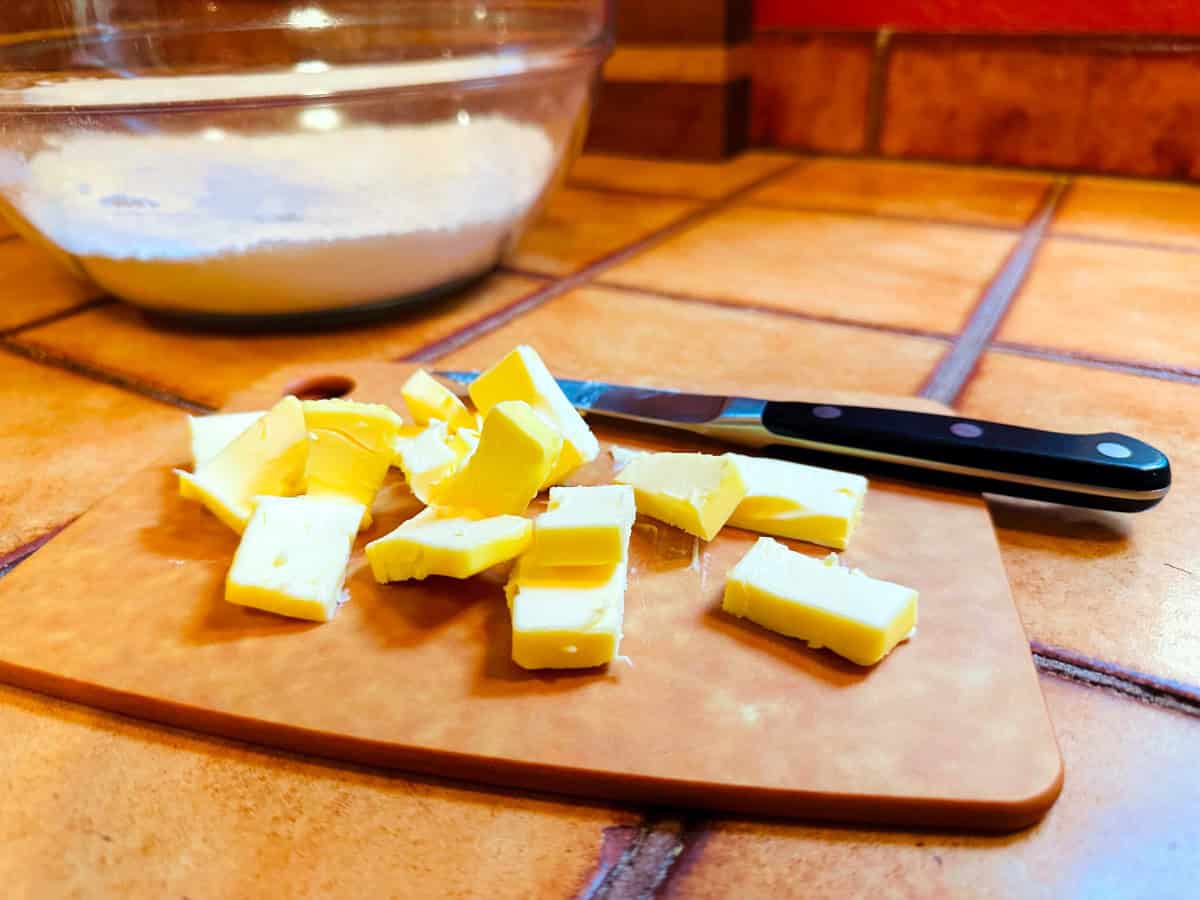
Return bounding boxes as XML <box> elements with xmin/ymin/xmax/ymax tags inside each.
<box><xmin>0</xmin><ymin>1</ymin><xmax>610</xmax><ymax>325</ymax></box>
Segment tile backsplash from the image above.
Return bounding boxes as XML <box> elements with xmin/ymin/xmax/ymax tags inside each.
<box><xmin>593</xmin><ymin>12</ymin><xmax>1200</xmax><ymax>180</ymax></box>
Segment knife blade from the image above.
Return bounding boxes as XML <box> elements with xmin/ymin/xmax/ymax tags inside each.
<box><xmin>433</xmin><ymin>371</ymin><xmax>1171</xmax><ymax>512</ymax></box>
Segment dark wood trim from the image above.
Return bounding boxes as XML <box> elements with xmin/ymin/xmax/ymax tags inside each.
<box><xmin>587</xmin><ymin>78</ymin><xmax>750</xmax><ymax>159</ymax></box>
<box><xmin>614</xmin><ymin>0</ymin><xmax>752</xmax><ymax>45</ymax></box>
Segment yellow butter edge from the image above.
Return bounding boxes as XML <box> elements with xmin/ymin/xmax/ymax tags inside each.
<box><xmin>619</xmin><ymin>462</ymin><xmax>746</xmax><ymax>541</ymax></box>
<box><xmin>364</xmin><ymin>516</ymin><xmax>532</xmax><ymax>582</ymax></box>
<box><xmin>722</xmin><ymin>561</ymin><xmax>917</xmax><ymax>666</ymax></box>
<box><xmin>177</xmin><ymin>469</ymin><xmax>252</xmax><ymax>533</ymax></box>
<box><xmin>224</xmin><ymin>581</ymin><xmax>338</xmax><ymax>623</ymax></box>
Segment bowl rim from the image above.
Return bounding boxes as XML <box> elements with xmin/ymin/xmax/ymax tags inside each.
<box><xmin>0</xmin><ymin>32</ymin><xmax>610</xmax><ymax>116</ymax></box>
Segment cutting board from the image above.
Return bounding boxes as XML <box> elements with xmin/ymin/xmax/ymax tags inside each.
<box><xmin>0</xmin><ymin>361</ymin><xmax>1062</xmax><ymax>831</ymax></box>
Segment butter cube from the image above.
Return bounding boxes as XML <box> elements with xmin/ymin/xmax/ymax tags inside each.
<box><xmin>530</xmin><ymin>484</ymin><xmax>636</xmax><ymax>566</ymax></box>
<box><xmin>301</xmin><ymin>399</ymin><xmax>403</xmax><ymax>454</ymax></box>
<box><xmin>429</xmin><ymin>400</ymin><xmax>563</xmax><ymax>516</ymax></box>
<box><xmin>178</xmin><ymin>396</ymin><xmax>308</xmax><ymax>533</ymax></box>
<box><xmin>365</xmin><ymin>507</ymin><xmax>532</xmax><ymax>582</ymax></box>
<box><xmin>467</xmin><ymin>345</ymin><xmax>598</xmax><ymax>485</ymax></box>
<box><xmin>448</xmin><ymin>427</ymin><xmax>480</xmax><ymax>462</ymax></box>
<box><xmin>723</xmin><ymin>537</ymin><xmax>917</xmax><ymax>666</ymax></box>
<box><xmin>392</xmin><ymin>420</ymin><xmax>458</xmax><ymax>503</ymax></box>
<box><xmin>505</xmin><ymin>555</ymin><xmax>620</xmax><ymax>607</ymax></box>
<box><xmin>305</xmin><ymin>431</ymin><xmax>392</xmax><ymax>528</ymax></box>
<box><xmin>187</xmin><ymin>410</ymin><xmax>263</xmax><ymax>467</ymax></box>
<box><xmin>727</xmin><ymin>454</ymin><xmax>868</xmax><ymax>550</ymax></box>
<box><xmin>616</xmin><ymin>452</ymin><xmax>745</xmax><ymax>541</ymax></box>
<box><xmin>226</xmin><ymin>495</ymin><xmax>362</xmax><ymax>622</ymax></box>
<box><xmin>301</xmin><ymin>399</ymin><xmax>403</xmax><ymax>528</ymax></box>
<box><xmin>510</xmin><ymin>561</ymin><xmax>627</xmax><ymax>669</ymax></box>
<box><xmin>401</xmin><ymin>369</ymin><xmax>476</xmax><ymax>432</ymax></box>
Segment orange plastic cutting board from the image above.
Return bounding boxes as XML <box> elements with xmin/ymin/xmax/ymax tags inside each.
<box><xmin>0</xmin><ymin>361</ymin><xmax>1062</xmax><ymax>831</ymax></box>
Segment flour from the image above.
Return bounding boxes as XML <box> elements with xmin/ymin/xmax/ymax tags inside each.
<box><xmin>3</xmin><ymin>94</ymin><xmax>556</xmax><ymax>314</ymax></box>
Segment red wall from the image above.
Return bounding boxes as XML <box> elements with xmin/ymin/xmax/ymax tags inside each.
<box><xmin>755</xmin><ymin>1</ymin><xmax>1200</xmax><ymax>34</ymax></box>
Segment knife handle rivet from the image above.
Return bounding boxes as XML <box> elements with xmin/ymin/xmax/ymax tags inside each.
<box><xmin>812</xmin><ymin>405</ymin><xmax>842</xmax><ymax>420</ymax></box>
<box><xmin>1097</xmin><ymin>441</ymin><xmax>1132</xmax><ymax>459</ymax></box>
<box><xmin>950</xmin><ymin>422</ymin><xmax>983</xmax><ymax>439</ymax></box>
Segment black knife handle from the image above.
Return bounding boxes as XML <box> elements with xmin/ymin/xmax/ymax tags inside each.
<box><xmin>760</xmin><ymin>401</ymin><xmax>1171</xmax><ymax>512</ymax></box>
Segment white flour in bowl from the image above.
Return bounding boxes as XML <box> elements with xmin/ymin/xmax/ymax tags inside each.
<box><xmin>2</xmin><ymin>113</ymin><xmax>555</xmax><ymax>315</ymax></box>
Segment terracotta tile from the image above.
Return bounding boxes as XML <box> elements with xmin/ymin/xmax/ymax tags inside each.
<box><xmin>1054</xmin><ymin>176</ymin><xmax>1200</xmax><ymax>251</ymax></box>
<box><xmin>510</xmin><ymin>188</ymin><xmax>698</xmax><ymax>277</ymax></box>
<box><xmin>665</xmin><ymin>677</ymin><xmax>1200</xmax><ymax>899</ymax></box>
<box><xmin>0</xmin><ymin>238</ymin><xmax>100</xmax><ymax>333</ymax></box>
<box><xmin>567</xmin><ymin>152</ymin><xmax>793</xmax><ymax>201</ymax></box>
<box><xmin>751</xmin><ymin>32</ymin><xmax>873</xmax><ymax>154</ymax></box>
<box><xmin>882</xmin><ymin>36</ymin><xmax>1200</xmax><ymax>179</ymax></box>
<box><xmin>0</xmin><ymin>352</ymin><xmax>183</xmax><ymax>558</ymax></box>
<box><xmin>438</xmin><ymin>285</ymin><xmax>947</xmax><ymax>399</ymax></box>
<box><xmin>748</xmin><ymin>158</ymin><xmax>1051</xmax><ymax>228</ymax></box>
<box><xmin>13</xmin><ymin>274</ymin><xmax>543</xmax><ymax>408</ymax></box>
<box><xmin>0</xmin><ymin>683</ymin><xmax>633</xmax><ymax>897</ymax></box>
<box><xmin>599</xmin><ymin>205</ymin><xmax>1017</xmax><ymax>334</ymax></box>
<box><xmin>957</xmin><ymin>351</ymin><xmax>1200</xmax><ymax>687</ymax></box>
<box><xmin>999</xmin><ymin>238</ymin><xmax>1200</xmax><ymax>371</ymax></box>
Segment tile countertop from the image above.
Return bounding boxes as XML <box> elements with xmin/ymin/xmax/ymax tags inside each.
<box><xmin>1</xmin><ymin>153</ymin><xmax>1199</xmax><ymax>898</ymax></box>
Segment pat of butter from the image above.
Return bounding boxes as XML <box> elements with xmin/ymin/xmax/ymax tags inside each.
<box><xmin>430</xmin><ymin>400</ymin><xmax>563</xmax><ymax>516</ymax></box>
<box><xmin>505</xmin><ymin>555</ymin><xmax>620</xmax><ymax>607</ymax></box>
<box><xmin>446</xmin><ymin>428</ymin><xmax>480</xmax><ymax>469</ymax></box>
<box><xmin>187</xmin><ymin>410</ymin><xmax>264</xmax><ymax>467</ymax></box>
<box><xmin>302</xmin><ymin>400</ymin><xmax>403</xmax><ymax>528</ymax></box>
<box><xmin>530</xmin><ymin>484</ymin><xmax>636</xmax><ymax>566</ymax></box>
<box><xmin>616</xmin><ymin>452</ymin><xmax>746</xmax><ymax>541</ymax></box>
<box><xmin>467</xmin><ymin>344</ymin><xmax>598</xmax><ymax>486</ymax></box>
<box><xmin>510</xmin><ymin>561</ymin><xmax>628</xmax><ymax>669</ymax></box>
<box><xmin>226</xmin><ymin>495</ymin><xmax>363</xmax><ymax>622</ymax></box>
<box><xmin>365</xmin><ymin>507</ymin><xmax>532</xmax><ymax>582</ymax></box>
<box><xmin>178</xmin><ymin>395</ymin><xmax>308</xmax><ymax>533</ymax></box>
<box><xmin>301</xmin><ymin>399</ymin><xmax>403</xmax><ymax>453</ymax></box>
<box><xmin>393</xmin><ymin>420</ymin><xmax>459</xmax><ymax>503</ymax></box>
<box><xmin>723</xmin><ymin>537</ymin><xmax>917</xmax><ymax>666</ymax></box>
<box><xmin>401</xmin><ymin>369</ymin><xmax>476</xmax><ymax>432</ymax></box>
<box><xmin>727</xmin><ymin>454</ymin><xmax>868</xmax><ymax>550</ymax></box>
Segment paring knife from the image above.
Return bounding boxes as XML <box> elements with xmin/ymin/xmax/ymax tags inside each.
<box><xmin>434</xmin><ymin>372</ymin><xmax>1171</xmax><ymax>513</ymax></box>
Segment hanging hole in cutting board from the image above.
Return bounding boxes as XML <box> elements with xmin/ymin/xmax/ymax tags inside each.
<box><xmin>286</xmin><ymin>374</ymin><xmax>356</xmax><ymax>400</ymax></box>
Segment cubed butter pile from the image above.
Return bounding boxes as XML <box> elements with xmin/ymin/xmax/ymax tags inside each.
<box><xmin>176</xmin><ymin>343</ymin><xmax>917</xmax><ymax>670</ymax></box>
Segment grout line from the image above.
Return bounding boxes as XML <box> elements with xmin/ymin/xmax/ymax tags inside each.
<box><xmin>564</xmin><ymin>178</ymin><xmax>710</xmax><ymax>204</ymax></box>
<box><xmin>0</xmin><ymin>296</ymin><xmax>114</xmax><ymax>338</ymax></box>
<box><xmin>736</xmin><ymin>199</ymin><xmax>1024</xmax><ymax>235</ymax></box>
<box><xmin>400</xmin><ymin>278</ymin><xmax>573</xmax><ymax>363</ymax></box>
<box><xmin>577</xmin><ymin>824</ymin><xmax>642</xmax><ymax>900</ymax></box>
<box><xmin>579</xmin><ymin>817</ymin><xmax>688</xmax><ymax>900</ymax></box>
<box><xmin>863</xmin><ymin>28</ymin><xmax>893</xmax><ymax>154</ymax></box>
<box><xmin>563</xmin><ymin>158</ymin><xmax>1200</xmax><ymax>253</ymax></box>
<box><xmin>0</xmin><ymin>340</ymin><xmax>214</xmax><ymax>414</ymax></box>
<box><xmin>651</xmin><ymin>818</ymin><xmax>709</xmax><ymax>898</ymax></box>
<box><xmin>1033</xmin><ymin>641</ymin><xmax>1200</xmax><ymax>718</ymax></box>
<box><xmin>0</xmin><ymin>526</ymin><xmax>68</xmax><ymax>580</ymax></box>
<box><xmin>1052</xmin><ymin>229</ymin><xmax>1200</xmax><ymax>257</ymax></box>
<box><xmin>753</xmin><ymin>144</ymin><xmax>1193</xmax><ymax>191</ymax></box>
<box><xmin>561</xmin><ymin>173</ymin><xmax>1030</xmax><ymax>238</ymax></box>
<box><xmin>919</xmin><ymin>178</ymin><xmax>1068</xmax><ymax>405</ymax></box>
<box><xmin>578</xmin><ymin>277</ymin><xmax>955</xmax><ymax>343</ymax></box>
<box><xmin>992</xmin><ymin>341</ymin><xmax>1200</xmax><ymax>386</ymax></box>
<box><xmin>402</xmin><ymin>159</ymin><xmax>810</xmax><ymax>363</ymax></box>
